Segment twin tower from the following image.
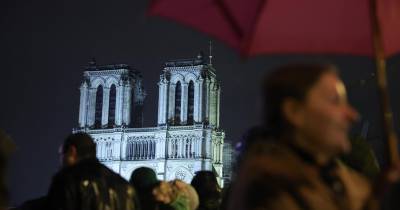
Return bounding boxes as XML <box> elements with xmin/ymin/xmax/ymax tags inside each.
<box><xmin>76</xmin><ymin>53</ymin><xmax>225</xmax><ymax>185</ymax></box>
<box><xmin>78</xmin><ymin>53</ymin><xmax>220</xmax><ymax>130</ymax></box>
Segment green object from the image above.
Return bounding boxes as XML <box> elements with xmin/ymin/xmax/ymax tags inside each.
<box><xmin>341</xmin><ymin>136</ymin><xmax>380</xmax><ymax>179</ymax></box>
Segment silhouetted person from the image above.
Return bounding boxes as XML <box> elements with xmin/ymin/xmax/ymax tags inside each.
<box><xmin>129</xmin><ymin>167</ymin><xmax>159</xmax><ymax>210</ymax></box>
<box><xmin>191</xmin><ymin>171</ymin><xmax>221</xmax><ymax>210</ymax></box>
<box><xmin>47</xmin><ymin>132</ymin><xmax>138</xmax><ymax>210</ymax></box>
<box><xmin>0</xmin><ymin>129</ymin><xmax>14</xmax><ymax>210</ymax></box>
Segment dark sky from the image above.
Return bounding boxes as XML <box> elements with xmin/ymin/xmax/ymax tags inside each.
<box><xmin>1</xmin><ymin>0</ymin><xmax>400</xmax><ymax>206</ymax></box>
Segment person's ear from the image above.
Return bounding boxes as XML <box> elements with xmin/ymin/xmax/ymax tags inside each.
<box><xmin>69</xmin><ymin>145</ymin><xmax>78</xmax><ymax>158</ymax></box>
<box><xmin>282</xmin><ymin>98</ymin><xmax>305</xmax><ymax>128</ymax></box>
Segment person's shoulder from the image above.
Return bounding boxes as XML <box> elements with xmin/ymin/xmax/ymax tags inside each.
<box><xmin>246</xmin><ymin>141</ymin><xmax>295</xmax><ymax>163</ymax></box>
<box><xmin>241</xmin><ymin>142</ymin><xmax>311</xmax><ymax>182</ymax></box>
<box><xmin>336</xmin><ymin>161</ymin><xmax>372</xmax><ymax>204</ymax></box>
<box><xmin>98</xmin><ymin>164</ymin><xmax>133</xmax><ymax>190</ymax></box>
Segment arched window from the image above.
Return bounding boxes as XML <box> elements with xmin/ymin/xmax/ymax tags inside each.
<box><xmin>174</xmin><ymin>82</ymin><xmax>181</xmax><ymax>125</ymax></box>
<box><xmin>94</xmin><ymin>85</ymin><xmax>103</xmax><ymax>128</ymax></box>
<box><xmin>108</xmin><ymin>84</ymin><xmax>116</xmax><ymax>127</ymax></box>
<box><xmin>187</xmin><ymin>81</ymin><xmax>194</xmax><ymax>125</ymax></box>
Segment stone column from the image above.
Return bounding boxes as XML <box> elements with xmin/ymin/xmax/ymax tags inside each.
<box><xmin>115</xmin><ymin>85</ymin><xmax>123</xmax><ymax>126</ymax></box>
<box><xmin>147</xmin><ymin>141</ymin><xmax>150</xmax><ymax>159</ymax></box>
<box><xmin>205</xmin><ymin>133</ymin><xmax>212</xmax><ymax>159</ymax></box>
<box><xmin>195</xmin><ymin>79</ymin><xmax>203</xmax><ymax>122</ymax></box>
<box><xmin>220</xmin><ymin>141</ymin><xmax>224</xmax><ymax>164</ymax></box>
<box><xmin>197</xmin><ymin>138</ymin><xmax>201</xmax><ymax>158</ymax></box>
<box><xmin>96</xmin><ymin>142</ymin><xmax>100</xmax><ymax>158</ymax></box>
<box><xmin>157</xmin><ymin>82</ymin><xmax>168</xmax><ymax>125</ymax></box>
<box><xmin>87</xmin><ymin>88</ymin><xmax>97</xmax><ymax>127</ymax></box>
<box><xmin>216</xmin><ymin>86</ymin><xmax>221</xmax><ymax>128</ymax></box>
<box><xmin>157</xmin><ymin>82</ymin><xmax>164</xmax><ymax>125</ymax></box>
<box><xmin>168</xmin><ymin>84</ymin><xmax>175</xmax><ymax>123</ymax></box>
<box><xmin>78</xmin><ymin>82</ymin><xmax>88</xmax><ymax>127</ymax></box>
<box><xmin>191</xmin><ymin>138</ymin><xmax>195</xmax><ymax>158</ymax></box>
<box><xmin>168</xmin><ymin>139</ymin><xmax>172</xmax><ymax>158</ymax></box>
<box><xmin>204</xmin><ymin>79</ymin><xmax>211</xmax><ymax>123</ymax></box>
<box><xmin>122</xmin><ymin>83</ymin><xmax>131</xmax><ymax>126</ymax></box>
<box><xmin>179</xmin><ymin>139</ymin><xmax>184</xmax><ymax>158</ymax></box>
<box><xmin>181</xmin><ymin>83</ymin><xmax>188</xmax><ymax>124</ymax></box>
<box><xmin>101</xmin><ymin>87</ymin><xmax>110</xmax><ymax>127</ymax></box>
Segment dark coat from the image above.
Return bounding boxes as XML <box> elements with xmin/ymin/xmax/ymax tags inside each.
<box><xmin>47</xmin><ymin>158</ymin><xmax>138</xmax><ymax>210</ymax></box>
<box><xmin>227</xmin><ymin>141</ymin><xmax>372</xmax><ymax>210</ymax></box>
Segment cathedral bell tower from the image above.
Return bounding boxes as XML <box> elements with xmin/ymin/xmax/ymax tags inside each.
<box><xmin>157</xmin><ymin>52</ymin><xmax>221</xmax><ymax>127</ymax></box>
<box><xmin>78</xmin><ymin>60</ymin><xmax>146</xmax><ymax>129</ymax></box>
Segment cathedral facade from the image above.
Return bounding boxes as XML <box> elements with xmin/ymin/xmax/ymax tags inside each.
<box><xmin>75</xmin><ymin>54</ymin><xmax>225</xmax><ymax>184</ymax></box>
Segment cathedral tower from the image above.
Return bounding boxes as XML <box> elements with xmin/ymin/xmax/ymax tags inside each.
<box><xmin>78</xmin><ymin>61</ymin><xmax>146</xmax><ymax>129</ymax></box>
<box><xmin>157</xmin><ymin>52</ymin><xmax>220</xmax><ymax>127</ymax></box>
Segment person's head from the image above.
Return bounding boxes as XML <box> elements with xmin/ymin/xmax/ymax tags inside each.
<box><xmin>129</xmin><ymin>167</ymin><xmax>159</xmax><ymax>193</ymax></box>
<box><xmin>59</xmin><ymin>132</ymin><xmax>96</xmax><ymax>168</ymax></box>
<box><xmin>263</xmin><ymin>63</ymin><xmax>358</xmax><ymax>157</ymax></box>
<box><xmin>191</xmin><ymin>171</ymin><xmax>221</xmax><ymax>202</ymax></box>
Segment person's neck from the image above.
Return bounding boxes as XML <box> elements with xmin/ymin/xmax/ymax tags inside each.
<box><xmin>290</xmin><ymin>133</ymin><xmax>334</xmax><ymax>166</ymax></box>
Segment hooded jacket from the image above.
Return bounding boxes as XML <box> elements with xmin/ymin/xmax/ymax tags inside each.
<box><xmin>47</xmin><ymin>158</ymin><xmax>138</xmax><ymax>210</ymax></box>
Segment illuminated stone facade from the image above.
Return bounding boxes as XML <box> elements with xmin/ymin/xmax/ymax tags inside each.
<box><xmin>75</xmin><ymin>55</ymin><xmax>225</xmax><ymax>185</ymax></box>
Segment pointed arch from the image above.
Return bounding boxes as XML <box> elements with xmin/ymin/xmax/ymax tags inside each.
<box><xmin>187</xmin><ymin>80</ymin><xmax>194</xmax><ymax>125</ymax></box>
<box><xmin>94</xmin><ymin>85</ymin><xmax>103</xmax><ymax>128</ymax></box>
<box><xmin>174</xmin><ymin>81</ymin><xmax>182</xmax><ymax>125</ymax></box>
<box><xmin>108</xmin><ymin>84</ymin><xmax>116</xmax><ymax>127</ymax></box>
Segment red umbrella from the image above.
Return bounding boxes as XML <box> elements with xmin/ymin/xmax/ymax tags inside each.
<box><xmin>149</xmin><ymin>0</ymin><xmax>400</xmax><ymax>164</ymax></box>
<box><xmin>149</xmin><ymin>0</ymin><xmax>400</xmax><ymax>57</ymax></box>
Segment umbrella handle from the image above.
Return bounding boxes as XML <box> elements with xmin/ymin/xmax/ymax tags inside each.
<box><xmin>370</xmin><ymin>0</ymin><xmax>400</xmax><ymax>166</ymax></box>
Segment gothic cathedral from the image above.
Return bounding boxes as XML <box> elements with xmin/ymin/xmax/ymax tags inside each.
<box><xmin>75</xmin><ymin>53</ymin><xmax>225</xmax><ymax>185</ymax></box>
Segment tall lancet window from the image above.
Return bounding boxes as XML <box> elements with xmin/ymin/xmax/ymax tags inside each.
<box><xmin>108</xmin><ymin>84</ymin><xmax>116</xmax><ymax>127</ymax></box>
<box><xmin>174</xmin><ymin>81</ymin><xmax>181</xmax><ymax>125</ymax></box>
<box><xmin>94</xmin><ymin>85</ymin><xmax>103</xmax><ymax>128</ymax></box>
<box><xmin>187</xmin><ymin>81</ymin><xmax>194</xmax><ymax>125</ymax></box>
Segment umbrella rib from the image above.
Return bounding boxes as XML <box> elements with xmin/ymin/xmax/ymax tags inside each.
<box><xmin>214</xmin><ymin>0</ymin><xmax>243</xmax><ymax>39</ymax></box>
<box><xmin>241</xmin><ymin>0</ymin><xmax>269</xmax><ymax>57</ymax></box>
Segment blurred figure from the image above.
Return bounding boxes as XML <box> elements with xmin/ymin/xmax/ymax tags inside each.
<box><xmin>191</xmin><ymin>171</ymin><xmax>221</xmax><ymax>210</ymax></box>
<box><xmin>227</xmin><ymin>63</ymin><xmax>372</xmax><ymax>210</ymax></box>
<box><xmin>129</xmin><ymin>167</ymin><xmax>159</xmax><ymax>210</ymax></box>
<box><xmin>0</xmin><ymin>129</ymin><xmax>15</xmax><ymax>210</ymax></box>
<box><xmin>153</xmin><ymin>179</ymin><xmax>199</xmax><ymax>210</ymax></box>
<box><xmin>234</xmin><ymin>126</ymin><xmax>271</xmax><ymax>174</ymax></box>
<box><xmin>47</xmin><ymin>132</ymin><xmax>138</xmax><ymax>210</ymax></box>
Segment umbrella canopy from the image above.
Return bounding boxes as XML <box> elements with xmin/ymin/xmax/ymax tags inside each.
<box><xmin>149</xmin><ymin>0</ymin><xmax>400</xmax><ymax>165</ymax></box>
<box><xmin>149</xmin><ymin>0</ymin><xmax>400</xmax><ymax>58</ymax></box>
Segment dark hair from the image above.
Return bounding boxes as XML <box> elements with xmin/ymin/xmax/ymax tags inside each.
<box><xmin>191</xmin><ymin>171</ymin><xmax>221</xmax><ymax>210</ymax></box>
<box><xmin>63</xmin><ymin>132</ymin><xmax>96</xmax><ymax>159</ymax></box>
<box><xmin>263</xmin><ymin>63</ymin><xmax>336</xmax><ymax>138</ymax></box>
<box><xmin>129</xmin><ymin>167</ymin><xmax>158</xmax><ymax>192</ymax></box>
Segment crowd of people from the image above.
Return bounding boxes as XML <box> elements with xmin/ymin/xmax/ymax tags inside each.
<box><xmin>1</xmin><ymin>63</ymin><xmax>400</xmax><ymax>210</ymax></box>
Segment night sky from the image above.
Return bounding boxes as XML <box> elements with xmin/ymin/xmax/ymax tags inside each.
<box><xmin>1</xmin><ymin>0</ymin><xmax>400</xmax><ymax>206</ymax></box>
